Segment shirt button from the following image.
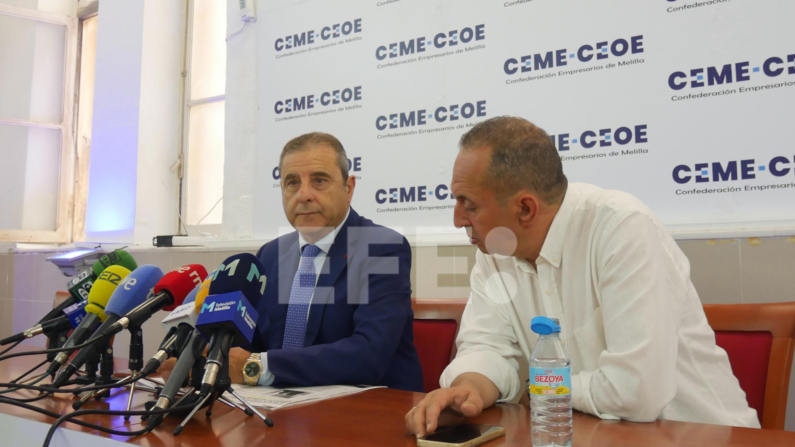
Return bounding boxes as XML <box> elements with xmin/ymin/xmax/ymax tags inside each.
<box><xmin>546</xmin><ymin>290</ymin><xmax>553</xmax><ymax>296</ymax></box>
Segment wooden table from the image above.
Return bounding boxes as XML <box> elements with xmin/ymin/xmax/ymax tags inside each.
<box><xmin>1</xmin><ymin>347</ymin><xmax>794</xmax><ymax>446</ymax></box>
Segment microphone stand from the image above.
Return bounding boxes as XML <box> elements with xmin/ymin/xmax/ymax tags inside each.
<box><xmin>45</xmin><ymin>329</ymin><xmax>69</xmax><ymax>364</ymax></box>
<box><xmin>173</xmin><ymin>346</ymin><xmax>272</xmax><ymax>436</ymax></box>
<box><xmin>124</xmin><ymin>324</ymin><xmax>145</xmax><ymax>419</ymax></box>
<box><xmin>73</xmin><ymin>340</ymin><xmax>115</xmax><ymax>409</ymax></box>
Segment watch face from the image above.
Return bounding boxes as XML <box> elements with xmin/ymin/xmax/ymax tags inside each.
<box><xmin>244</xmin><ymin>362</ymin><xmax>261</xmax><ymax>377</ymax></box>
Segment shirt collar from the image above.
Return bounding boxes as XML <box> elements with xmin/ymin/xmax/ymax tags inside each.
<box><xmin>538</xmin><ymin>185</ymin><xmax>579</xmax><ymax>269</ymax></box>
<box><xmin>297</xmin><ymin>208</ymin><xmax>351</xmax><ymax>255</ymax></box>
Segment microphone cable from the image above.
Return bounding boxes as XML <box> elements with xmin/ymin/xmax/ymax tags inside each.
<box><xmin>0</xmin><ymin>372</ymin><xmax>142</xmax><ymax>396</ymax></box>
<box><xmin>0</xmin><ymin>331</ymin><xmax>113</xmax><ymax>363</ymax></box>
<box><xmin>0</xmin><ymin>340</ymin><xmax>22</xmax><ymax>357</ymax></box>
<box><xmin>0</xmin><ymin>396</ymin><xmax>199</xmax><ymax>447</ymax></box>
<box><xmin>40</xmin><ymin>401</ymin><xmax>202</xmax><ymax>447</ymax></box>
<box><xmin>0</xmin><ymin>371</ymin><xmax>50</xmax><ymax>396</ymax></box>
<box><xmin>9</xmin><ymin>359</ymin><xmax>48</xmax><ymax>385</ymax></box>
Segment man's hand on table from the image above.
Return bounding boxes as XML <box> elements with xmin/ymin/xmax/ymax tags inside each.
<box><xmin>151</xmin><ymin>347</ymin><xmax>252</xmax><ymax>385</ymax></box>
<box><xmin>405</xmin><ymin>373</ymin><xmax>500</xmax><ymax>437</ymax></box>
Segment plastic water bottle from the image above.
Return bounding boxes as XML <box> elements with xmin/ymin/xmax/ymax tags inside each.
<box><xmin>529</xmin><ymin>316</ymin><xmax>572</xmax><ymax>447</ymax></box>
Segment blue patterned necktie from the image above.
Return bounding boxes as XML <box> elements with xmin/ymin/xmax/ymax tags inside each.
<box><xmin>282</xmin><ymin>244</ymin><xmax>321</xmax><ymax>350</ymax></box>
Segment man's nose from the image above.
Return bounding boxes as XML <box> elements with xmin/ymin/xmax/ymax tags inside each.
<box><xmin>453</xmin><ymin>203</ymin><xmax>468</xmax><ymax>229</ymax></box>
<box><xmin>296</xmin><ymin>181</ymin><xmax>315</xmax><ymax>202</ymax></box>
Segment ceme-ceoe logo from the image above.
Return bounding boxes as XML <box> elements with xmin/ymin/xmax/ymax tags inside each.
<box><xmin>275</xmin><ymin>18</ymin><xmax>362</xmax><ymax>51</ymax></box>
<box><xmin>272</xmin><ymin>157</ymin><xmax>362</xmax><ymax>180</ymax></box>
<box><xmin>673</xmin><ymin>156</ymin><xmax>795</xmax><ymax>184</ymax></box>
<box><xmin>274</xmin><ymin>86</ymin><xmax>362</xmax><ymax>114</ymax></box>
<box><xmin>375</xmin><ymin>184</ymin><xmax>455</xmax><ymax>204</ymax></box>
<box><xmin>549</xmin><ymin>125</ymin><xmax>648</xmax><ymax>151</ymax></box>
<box><xmin>504</xmin><ymin>35</ymin><xmax>644</xmax><ymax>75</ymax></box>
<box><xmin>375</xmin><ymin>24</ymin><xmax>485</xmax><ymax>60</ymax></box>
<box><xmin>668</xmin><ymin>54</ymin><xmax>795</xmax><ymax>90</ymax></box>
<box><xmin>375</xmin><ymin>100</ymin><xmax>486</xmax><ymax>131</ymax></box>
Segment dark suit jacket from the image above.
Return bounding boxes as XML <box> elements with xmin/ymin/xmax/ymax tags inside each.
<box><xmin>250</xmin><ymin>208</ymin><xmax>423</xmax><ymax>392</ymax></box>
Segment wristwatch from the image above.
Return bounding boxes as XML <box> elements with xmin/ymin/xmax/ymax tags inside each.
<box><xmin>242</xmin><ymin>353</ymin><xmax>262</xmax><ymax>386</ymax></box>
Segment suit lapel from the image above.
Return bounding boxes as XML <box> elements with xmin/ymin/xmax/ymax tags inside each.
<box><xmin>303</xmin><ymin>209</ymin><xmax>360</xmax><ymax>347</ymax></box>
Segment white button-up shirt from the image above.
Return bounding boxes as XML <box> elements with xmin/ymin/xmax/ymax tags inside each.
<box><xmin>441</xmin><ymin>183</ymin><xmax>760</xmax><ymax>428</ymax></box>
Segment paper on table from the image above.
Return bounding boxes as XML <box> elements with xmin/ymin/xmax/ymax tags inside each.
<box><xmin>227</xmin><ymin>384</ymin><xmax>384</xmax><ymax>410</ymax></box>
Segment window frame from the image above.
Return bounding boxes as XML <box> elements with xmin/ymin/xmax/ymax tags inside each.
<box><xmin>179</xmin><ymin>0</ymin><xmax>226</xmax><ymax>236</ymax></box>
<box><xmin>0</xmin><ymin>3</ymin><xmax>78</xmax><ymax>244</ymax></box>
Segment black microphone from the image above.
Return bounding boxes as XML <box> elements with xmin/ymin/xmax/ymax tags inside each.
<box><xmin>51</xmin><ymin>265</ymin><xmax>164</xmax><ymax>387</ymax></box>
<box><xmin>37</xmin><ymin>250</ymin><xmax>138</xmax><ymax>325</ymax></box>
<box><xmin>146</xmin><ymin>329</ymin><xmax>208</xmax><ymax>430</ymax></box>
<box><xmin>196</xmin><ymin>253</ymin><xmax>265</xmax><ymax>396</ymax></box>
<box><xmin>45</xmin><ymin>265</ymin><xmax>131</xmax><ymax>377</ymax></box>
<box><xmin>139</xmin><ymin>284</ymin><xmax>200</xmax><ymax>377</ymax></box>
<box><xmin>1</xmin><ymin>315</ymin><xmax>73</xmax><ymax>346</ymax></box>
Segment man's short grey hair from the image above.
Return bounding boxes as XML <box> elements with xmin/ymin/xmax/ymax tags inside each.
<box><xmin>279</xmin><ymin>132</ymin><xmax>349</xmax><ymax>181</ymax></box>
<box><xmin>459</xmin><ymin>116</ymin><xmax>568</xmax><ymax>205</ymax></box>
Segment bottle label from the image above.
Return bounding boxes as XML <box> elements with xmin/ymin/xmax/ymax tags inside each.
<box><xmin>529</xmin><ymin>367</ymin><xmax>571</xmax><ymax>396</ymax></box>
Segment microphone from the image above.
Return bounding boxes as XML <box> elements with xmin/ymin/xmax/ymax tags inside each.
<box><xmin>139</xmin><ymin>281</ymin><xmax>203</xmax><ymax>377</ymax></box>
<box><xmin>38</xmin><ymin>250</ymin><xmax>138</xmax><ymax>325</ymax></box>
<box><xmin>197</xmin><ymin>254</ymin><xmax>264</xmax><ymax>396</ymax></box>
<box><xmin>46</xmin><ymin>265</ymin><xmax>132</xmax><ymax>377</ymax></box>
<box><xmin>0</xmin><ymin>300</ymin><xmax>89</xmax><ymax>345</ymax></box>
<box><xmin>51</xmin><ymin>265</ymin><xmax>164</xmax><ymax>387</ymax></box>
<box><xmin>103</xmin><ymin>265</ymin><xmax>208</xmax><ymax>338</ymax></box>
<box><xmin>147</xmin><ymin>278</ymin><xmax>214</xmax><ymax>429</ymax></box>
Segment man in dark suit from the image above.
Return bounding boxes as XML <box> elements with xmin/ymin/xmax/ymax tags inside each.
<box><xmin>227</xmin><ymin>132</ymin><xmax>423</xmax><ymax>392</ymax></box>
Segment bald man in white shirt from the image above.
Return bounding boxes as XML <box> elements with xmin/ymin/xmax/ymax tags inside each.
<box><xmin>405</xmin><ymin>116</ymin><xmax>760</xmax><ymax>437</ymax></box>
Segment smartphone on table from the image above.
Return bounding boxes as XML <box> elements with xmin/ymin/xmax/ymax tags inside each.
<box><xmin>417</xmin><ymin>424</ymin><xmax>506</xmax><ymax>447</ymax></box>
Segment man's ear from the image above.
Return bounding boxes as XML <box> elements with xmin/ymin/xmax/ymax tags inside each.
<box><xmin>346</xmin><ymin>175</ymin><xmax>356</xmax><ymax>201</ymax></box>
<box><xmin>516</xmin><ymin>193</ymin><xmax>539</xmax><ymax>227</ymax></box>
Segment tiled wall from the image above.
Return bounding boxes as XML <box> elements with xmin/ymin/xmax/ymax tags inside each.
<box><xmin>0</xmin><ymin>237</ymin><xmax>793</xmax><ymax>428</ymax></box>
<box><xmin>0</xmin><ymin>248</ymin><xmax>257</xmax><ymax>364</ymax></box>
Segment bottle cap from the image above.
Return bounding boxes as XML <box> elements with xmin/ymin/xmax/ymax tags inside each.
<box><xmin>531</xmin><ymin>316</ymin><xmax>561</xmax><ymax>335</ymax></box>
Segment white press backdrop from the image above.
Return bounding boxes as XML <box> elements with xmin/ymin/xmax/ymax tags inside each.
<box><xmin>252</xmin><ymin>0</ymin><xmax>795</xmax><ymax>240</ymax></box>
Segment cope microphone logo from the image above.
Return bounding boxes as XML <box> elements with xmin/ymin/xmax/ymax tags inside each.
<box><xmin>668</xmin><ymin>54</ymin><xmax>795</xmax><ymax>101</ymax></box>
<box><xmin>375</xmin><ymin>100</ymin><xmax>487</xmax><ymax>139</ymax></box>
<box><xmin>504</xmin><ymin>35</ymin><xmax>645</xmax><ymax>84</ymax></box>
<box><xmin>274</xmin><ymin>18</ymin><xmax>363</xmax><ymax>58</ymax></box>
<box><xmin>375</xmin><ymin>183</ymin><xmax>455</xmax><ymax>205</ymax></box>
<box><xmin>274</xmin><ymin>86</ymin><xmax>363</xmax><ymax>122</ymax></box>
<box><xmin>375</xmin><ymin>24</ymin><xmax>485</xmax><ymax>69</ymax></box>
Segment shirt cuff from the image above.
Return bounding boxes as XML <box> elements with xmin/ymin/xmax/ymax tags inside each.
<box><xmin>572</xmin><ymin>370</ymin><xmax>619</xmax><ymax>420</ymax></box>
<box><xmin>440</xmin><ymin>350</ymin><xmax>521</xmax><ymax>402</ymax></box>
<box><xmin>257</xmin><ymin>352</ymin><xmax>275</xmax><ymax>386</ymax></box>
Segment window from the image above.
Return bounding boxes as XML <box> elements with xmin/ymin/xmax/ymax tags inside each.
<box><xmin>72</xmin><ymin>14</ymin><xmax>98</xmax><ymax>242</ymax></box>
<box><xmin>0</xmin><ymin>5</ymin><xmax>78</xmax><ymax>243</ymax></box>
<box><xmin>181</xmin><ymin>0</ymin><xmax>227</xmax><ymax>235</ymax></box>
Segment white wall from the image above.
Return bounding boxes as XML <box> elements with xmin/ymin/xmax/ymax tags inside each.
<box><xmin>221</xmin><ymin>0</ymin><xmax>259</xmax><ymax>241</ymax></box>
<box><xmin>85</xmin><ymin>0</ymin><xmax>182</xmax><ymax>245</ymax></box>
<box><xmin>134</xmin><ymin>0</ymin><xmax>184</xmax><ymax>245</ymax></box>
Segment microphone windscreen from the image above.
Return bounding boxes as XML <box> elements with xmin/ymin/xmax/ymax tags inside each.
<box><xmin>183</xmin><ymin>283</ymin><xmax>200</xmax><ymax>305</ymax></box>
<box><xmin>193</xmin><ymin>278</ymin><xmax>212</xmax><ymax>313</ymax></box>
<box><xmin>154</xmin><ymin>264</ymin><xmax>208</xmax><ymax>311</ymax></box>
<box><xmin>92</xmin><ymin>249</ymin><xmax>138</xmax><ymax>278</ymax></box>
<box><xmin>105</xmin><ymin>265</ymin><xmax>164</xmax><ymax>317</ymax></box>
<box><xmin>208</xmin><ymin>253</ymin><xmax>266</xmax><ymax>306</ymax></box>
<box><xmin>87</xmin><ymin>265</ymin><xmax>131</xmax><ymax>321</ymax></box>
